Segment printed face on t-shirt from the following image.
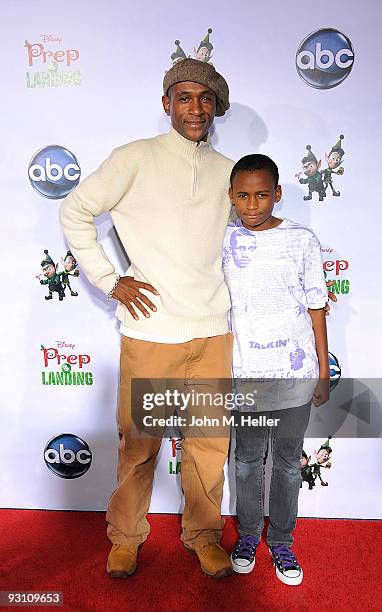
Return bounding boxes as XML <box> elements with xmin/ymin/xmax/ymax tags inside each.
<box><xmin>231</xmin><ymin>234</ymin><xmax>257</xmax><ymax>268</ymax></box>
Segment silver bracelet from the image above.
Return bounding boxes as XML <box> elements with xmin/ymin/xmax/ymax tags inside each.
<box><xmin>107</xmin><ymin>275</ymin><xmax>121</xmax><ymax>300</ymax></box>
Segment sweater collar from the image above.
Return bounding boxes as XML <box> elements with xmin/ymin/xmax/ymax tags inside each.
<box><xmin>165</xmin><ymin>126</ymin><xmax>211</xmax><ymax>161</ymax></box>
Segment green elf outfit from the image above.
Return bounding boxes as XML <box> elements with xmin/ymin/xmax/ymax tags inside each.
<box><xmin>300</xmin><ymin>450</ymin><xmax>315</xmax><ymax>490</ymax></box>
<box><xmin>60</xmin><ymin>250</ymin><xmax>79</xmax><ymax>297</ymax></box>
<box><xmin>321</xmin><ymin>135</ymin><xmax>345</xmax><ymax>197</ymax></box>
<box><xmin>299</xmin><ymin>145</ymin><xmax>326</xmax><ymax>202</ymax></box>
<box><xmin>40</xmin><ymin>249</ymin><xmax>65</xmax><ymax>301</ymax></box>
<box><xmin>312</xmin><ymin>436</ymin><xmax>333</xmax><ymax>487</ymax></box>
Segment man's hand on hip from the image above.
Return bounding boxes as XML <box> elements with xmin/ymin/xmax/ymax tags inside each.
<box><xmin>112</xmin><ymin>276</ymin><xmax>159</xmax><ymax>320</ymax></box>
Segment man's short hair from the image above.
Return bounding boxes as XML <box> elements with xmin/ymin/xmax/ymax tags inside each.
<box><xmin>230</xmin><ymin>154</ymin><xmax>279</xmax><ymax>187</ymax></box>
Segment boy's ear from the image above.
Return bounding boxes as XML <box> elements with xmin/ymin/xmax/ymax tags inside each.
<box><xmin>228</xmin><ymin>186</ymin><xmax>233</xmax><ymax>203</ymax></box>
<box><xmin>275</xmin><ymin>185</ymin><xmax>282</xmax><ymax>203</ymax></box>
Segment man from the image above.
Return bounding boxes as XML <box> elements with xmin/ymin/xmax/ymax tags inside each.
<box><xmin>60</xmin><ymin>58</ymin><xmax>234</xmax><ymax>579</ymax></box>
<box><xmin>230</xmin><ymin>227</ymin><xmax>257</xmax><ymax>269</ymax></box>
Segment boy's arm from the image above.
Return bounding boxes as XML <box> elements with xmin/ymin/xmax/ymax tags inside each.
<box><xmin>303</xmin><ymin>232</ymin><xmax>330</xmax><ymax>407</ymax></box>
<box><xmin>308</xmin><ymin>307</ymin><xmax>330</xmax><ymax>407</ymax></box>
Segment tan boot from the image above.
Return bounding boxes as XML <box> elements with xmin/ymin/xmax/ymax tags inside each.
<box><xmin>106</xmin><ymin>544</ymin><xmax>138</xmax><ymax>578</ymax></box>
<box><xmin>191</xmin><ymin>543</ymin><xmax>233</xmax><ymax>578</ymax></box>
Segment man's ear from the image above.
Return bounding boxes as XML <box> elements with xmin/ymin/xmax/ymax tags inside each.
<box><xmin>162</xmin><ymin>95</ymin><xmax>170</xmax><ymax>115</ymax></box>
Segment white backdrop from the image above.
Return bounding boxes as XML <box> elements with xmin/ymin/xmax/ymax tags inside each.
<box><xmin>1</xmin><ymin>0</ymin><xmax>381</xmax><ymax>518</ymax></box>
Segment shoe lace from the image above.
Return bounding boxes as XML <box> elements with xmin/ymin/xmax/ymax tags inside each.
<box><xmin>235</xmin><ymin>535</ymin><xmax>258</xmax><ymax>558</ymax></box>
<box><xmin>271</xmin><ymin>545</ymin><xmax>299</xmax><ymax>570</ymax></box>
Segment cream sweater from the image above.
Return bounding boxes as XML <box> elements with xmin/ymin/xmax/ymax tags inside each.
<box><xmin>60</xmin><ymin>127</ymin><xmax>234</xmax><ymax>337</ymax></box>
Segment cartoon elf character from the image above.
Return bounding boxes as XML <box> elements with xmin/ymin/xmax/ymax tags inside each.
<box><xmin>311</xmin><ymin>436</ymin><xmax>333</xmax><ymax>486</ymax></box>
<box><xmin>194</xmin><ymin>28</ymin><xmax>213</xmax><ymax>63</ymax></box>
<box><xmin>170</xmin><ymin>40</ymin><xmax>187</xmax><ymax>65</ymax></box>
<box><xmin>39</xmin><ymin>249</ymin><xmax>65</xmax><ymax>301</ymax></box>
<box><xmin>300</xmin><ymin>450</ymin><xmax>315</xmax><ymax>490</ymax></box>
<box><xmin>60</xmin><ymin>250</ymin><xmax>80</xmax><ymax>297</ymax></box>
<box><xmin>298</xmin><ymin>145</ymin><xmax>326</xmax><ymax>202</ymax></box>
<box><xmin>321</xmin><ymin>135</ymin><xmax>345</xmax><ymax>197</ymax></box>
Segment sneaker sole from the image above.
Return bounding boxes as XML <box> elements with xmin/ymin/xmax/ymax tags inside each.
<box><xmin>268</xmin><ymin>547</ymin><xmax>303</xmax><ymax>586</ymax></box>
<box><xmin>230</xmin><ymin>554</ymin><xmax>256</xmax><ymax>574</ymax></box>
<box><xmin>275</xmin><ymin>565</ymin><xmax>303</xmax><ymax>586</ymax></box>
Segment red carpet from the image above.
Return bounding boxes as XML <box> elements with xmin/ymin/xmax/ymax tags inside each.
<box><xmin>1</xmin><ymin>511</ymin><xmax>381</xmax><ymax>612</ymax></box>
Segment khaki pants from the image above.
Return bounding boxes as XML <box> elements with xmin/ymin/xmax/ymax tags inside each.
<box><xmin>106</xmin><ymin>332</ymin><xmax>233</xmax><ymax>547</ymax></box>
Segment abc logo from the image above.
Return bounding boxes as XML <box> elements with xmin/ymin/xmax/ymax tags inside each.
<box><xmin>28</xmin><ymin>145</ymin><xmax>81</xmax><ymax>199</ymax></box>
<box><xmin>328</xmin><ymin>352</ymin><xmax>341</xmax><ymax>391</ymax></box>
<box><xmin>296</xmin><ymin>29</ymin><xmax>354</xmax><ymax>89</ymax></box>
<box><xmin>44</xmin><ymin>433</ymin><xmax>92</xmax><ymax>479</ymax></box>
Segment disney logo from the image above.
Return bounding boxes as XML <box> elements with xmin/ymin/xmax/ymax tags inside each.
<box><xmin>40</xmin><ymin>34</ymin><xmax>63</xmax><ymax>44</ymax></box>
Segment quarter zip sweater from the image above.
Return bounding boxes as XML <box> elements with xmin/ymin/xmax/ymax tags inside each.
<box><xmin>60</xmin><ymin>128</ymin><xmax>234</xmax><ymax>338</ymax></box>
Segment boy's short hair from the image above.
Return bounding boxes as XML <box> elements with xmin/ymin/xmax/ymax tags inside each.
<box><xmin>230</xmin><ymin>154</ymin><xmax>279</xmax><ymax>187</ymax></box>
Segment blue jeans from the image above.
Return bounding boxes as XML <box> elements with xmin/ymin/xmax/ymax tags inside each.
<box><xmin>235</xmin><ymin>404</ymin><xmax>311</xmax><ymax>547</ymax></box>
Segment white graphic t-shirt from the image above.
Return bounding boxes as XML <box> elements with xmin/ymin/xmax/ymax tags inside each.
<box><xmin>223</xmin><ymin>218</ymin><xmax>328</xmax><ymax>410</ymax></box>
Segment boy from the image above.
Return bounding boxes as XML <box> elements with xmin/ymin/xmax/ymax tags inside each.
<box><xmin>223</xmin><ymin>154</ymin><xmax>329</xmax><ymax>585</ymax></box>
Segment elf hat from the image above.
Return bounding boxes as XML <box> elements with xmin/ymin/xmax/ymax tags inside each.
<box><xmin>329</xmin><ymin>134</ymin><xmax>345</xmax><ymax>158</ymax></box>
<box><xmin>64</xmin><ymin>250</ymin><xmax>76</xmax><ymax>262</ymax></box>
<box><xmin>302</xmin><ymin>145</ymin><xmax>318</xmax><ymax>165</ymax></box>
<box><xmin>197</xmin><ymin>28</ymin><xmax>213</xmax><ymax>53</ymax></box>
<box><xmin>319</xmin><ymin>436</ymin><xmax>332</xmax><ymax>455</ymax></box>
<box><xmin>41</xmin><ymin>249</ymin><xmax>55</xmax><ymax>268</ymax></box>
<box><xmin>170</xmin><ymin>40</ymin><xmax>187</xmax><ymax>65</ymax></box>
